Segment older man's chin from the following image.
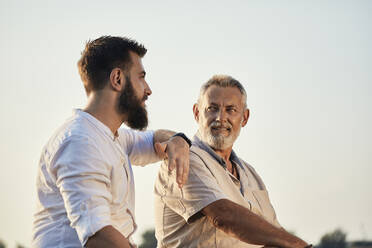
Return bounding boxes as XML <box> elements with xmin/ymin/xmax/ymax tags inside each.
<box><xmin>205</xmin><ymin>135</ymin><xmax>233</xmax><ymax>150</ymax></box>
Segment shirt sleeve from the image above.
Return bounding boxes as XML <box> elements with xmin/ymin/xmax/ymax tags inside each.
<box><xmin>118</xmin><ymin>128</ymin><xmax>159</xmax><ymax>166</ymax></box>
<box><xmin>52</xmin><ymin>135</ymin><xmax>113</xmax><ymax>246</ymax></box>
<box><xmin>157</xmin><ymin>150</ymin><xmax>227</xmax><ymax>223</ymax></box>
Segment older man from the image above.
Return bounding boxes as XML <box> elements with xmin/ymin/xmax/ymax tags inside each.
<box><xmin>32</xmin><ymin>36</ymin><xmax>190</xmax><ymax>248</ymax></box>
<box><xmin>154</xmin><ymin>75</ymin><xmax>310</xmax><ymax>248</ymax></box>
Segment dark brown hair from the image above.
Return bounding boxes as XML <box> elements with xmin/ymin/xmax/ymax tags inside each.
<box><xmin>77</xmin><ymin>36</ymin><xmax>147</xmax><ymax>93</ymax></box>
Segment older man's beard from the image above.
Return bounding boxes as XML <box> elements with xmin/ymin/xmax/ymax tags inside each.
<box><xmin>200</xmin><ymin>121</ymin><xmax>240</xmax><ymax>150</ymax></box>
<box><xmin>118</xmin><ymin>76</ymin><xmax>148</xmax><ymax>130</ymax></box>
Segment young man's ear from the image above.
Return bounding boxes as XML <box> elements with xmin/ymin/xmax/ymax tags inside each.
<box><xmin>241</xmin><ymin>108</ymin><xmax>250</xmax><ymax>127</ymax></box>
<box><xmin>110</xmin><ymin>68</ymin><xmax>125</xmax><ymax>92</ymax></box>
<box><xmin>193</xmin><ymin>103</ymin><xmax>200</xmax><ymax>122</ymax></box>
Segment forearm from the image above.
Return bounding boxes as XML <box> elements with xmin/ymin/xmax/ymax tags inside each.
<box><xmin>86</xmin><ymin>225</ymin><xmax>131</xmax><ymax>248</ymax></box>
<box><xmin>203</xmin><ymin>199</ymin><xmax>308</xmax><ymax>248</ymax></box>
<box><xmin>153</xmin><ymin>129</ymin><xmax>176</xmax><ymax>144</ymax></box>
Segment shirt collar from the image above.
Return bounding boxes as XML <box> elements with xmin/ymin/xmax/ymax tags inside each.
<box><xmin>192</xmin><ymin>131</ymin><xmax>243</xmax><ymax>170</ymax></box>
<box><xmin>74</xmin><ymin>109</ymin><xmax>118</xmax><ymax>141</ymax></box>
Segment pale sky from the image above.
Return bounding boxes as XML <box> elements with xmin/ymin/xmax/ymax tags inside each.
<box><xmin>0</xmin><ymin>0</ymin><xmax>371</xmax><ymax>247</ymax></box>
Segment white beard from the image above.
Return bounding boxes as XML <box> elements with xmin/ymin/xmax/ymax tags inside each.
<box><xmin>199</xmin><ymin>121</ymin><xmax>241</xmax><ymax>150</ymax></box>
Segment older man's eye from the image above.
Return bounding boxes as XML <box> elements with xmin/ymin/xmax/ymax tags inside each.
<box><xmin>207</xmin><ymin>106</ymin><xmax>217</xmax><ymax>112</ymax></box>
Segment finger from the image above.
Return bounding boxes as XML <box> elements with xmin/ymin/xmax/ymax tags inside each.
<box><xmin>168</xmin><ymin>158</ymin><xmax>176</xmax><ymax>172</ymax></box>
<box><xmin>181</xmin><ymin>155</ymin><xmax>189</xmax><ymax>186</ymax></box>
<box><xmin>178</xmin><ymin>162</ymin><xmax>187</xmax><ymax>188</ymax></box>
<box><xmin>154</xmin><ymin>142</ymin><xmax>167</xmax><ymax>159</ymax></box>
<box><xmin>176</xmin><ymin>159</ymin><xmax>184</xmax><ymax>188</ymax></box>
<box><xmin>175</xmin><ymin>158</ymin><xmax>187</xmax><ymax>188</ymax></box>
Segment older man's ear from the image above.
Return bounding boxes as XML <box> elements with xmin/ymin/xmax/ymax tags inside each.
<box><xmin>193</xmin><ymin>103</ymin><xmax>200</xmax><ymax>122</ymax></box>
<box><xmin>242</xmin><ymin>108</ymin><xmax>250</xmax><ymax>127</ymax></box>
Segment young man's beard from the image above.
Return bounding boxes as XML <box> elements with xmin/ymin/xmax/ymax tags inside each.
<box><xmin>118</xmin><ymin>76</ymin><xmax>148</xmax><ymax>130</ymax></box>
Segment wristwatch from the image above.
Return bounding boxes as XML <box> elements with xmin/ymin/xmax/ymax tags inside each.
<box><xmin>171</xmin><ymin>132</ymin><xmax>192</xmax><ymax>147</ymax></box>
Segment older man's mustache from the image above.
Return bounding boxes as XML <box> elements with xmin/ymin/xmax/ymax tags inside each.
<box><xmin>210</xmin><ymin>121</ymin><xmax>232</xmax><ymax>129</ymax></box>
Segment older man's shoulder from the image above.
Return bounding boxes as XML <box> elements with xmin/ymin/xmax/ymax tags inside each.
<box><xmin>189</xmin><ymin>145</ymin><xmax>212</xmax><ymax>164</ymax></box>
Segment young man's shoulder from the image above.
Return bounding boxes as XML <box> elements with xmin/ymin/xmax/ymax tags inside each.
<box><xmin>43</xmin><ymin>114</ymin><xmax>95</xmax><ymax>156</ymax></box>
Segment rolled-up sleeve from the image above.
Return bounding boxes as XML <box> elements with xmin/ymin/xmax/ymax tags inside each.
<box><xmin>159</xmin><ymin>151</ymin><xmax>227</xmax><ymax>223</ymax></box>
<box><xmin>118</xmin><ymin>128</ymin><xmax>159</xmax><ymax>166</ymax></box>
<box><xmin>52</xmin><ymin>135</ymin><xmax>112</xmax><ymax>246</ymax></box>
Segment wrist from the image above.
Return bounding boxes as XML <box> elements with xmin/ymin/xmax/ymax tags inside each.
<box><xmin>171</xmin><ymin>132</ymin><xmax>192</xmax><ymax>147</ymax></box>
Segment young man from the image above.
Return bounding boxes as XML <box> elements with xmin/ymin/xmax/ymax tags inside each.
<box><xmin>32</xmin><ymin>36</ymin><xmax>190</xmax><ymax>248</ymax></box>
<box><xmin>154</xmin><ymin>75</ymin><xmax>311</xmax><ymax>248</ymax></box>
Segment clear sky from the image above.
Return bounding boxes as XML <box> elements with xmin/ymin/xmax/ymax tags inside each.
<box><xmin>0</xmin><ymin>0</ymin><xmax>371</xmax><ymax>247</ymax></box>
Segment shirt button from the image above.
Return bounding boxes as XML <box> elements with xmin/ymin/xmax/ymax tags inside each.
<box><xmin>247</xmin><ymin>201</ymin><xmax>252</xmax><ymax>210</ymax></box>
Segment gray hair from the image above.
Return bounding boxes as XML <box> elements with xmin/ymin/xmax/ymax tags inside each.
<box><xmin>198</xmin><ymin>75</ymin><xmax>247</xmax><ymax>108</ymax></box>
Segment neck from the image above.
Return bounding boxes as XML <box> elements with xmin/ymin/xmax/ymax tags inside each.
<box><xmin>83</xmin><ymin>91</ymin><xmax>125</xmax><ymax>135</ymax></box>
<box><xmin>213</xmin><ymin>147</ymin><xmax>233</xmax><ymax>163</ymax></box>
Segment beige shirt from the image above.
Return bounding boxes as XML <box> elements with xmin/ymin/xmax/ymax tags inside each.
<box><xmin>154</xmin><ymin>135</ymin><xmax>281</xmax><ymax>248</ymax></box>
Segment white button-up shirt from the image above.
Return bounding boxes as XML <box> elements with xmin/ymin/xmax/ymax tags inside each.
<box><xmin>32</xmin><ymin>109</ymin><xmax>159</xmax><ymax>247</ymax></box>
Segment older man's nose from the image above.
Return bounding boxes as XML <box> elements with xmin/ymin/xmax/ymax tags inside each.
<box><xmin>215</xmin><ymin>110</ymin><xmax>227</xmax><ymax>122</ymax></box>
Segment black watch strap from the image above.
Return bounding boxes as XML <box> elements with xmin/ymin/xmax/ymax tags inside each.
<box><xmin>172</xmin><ymin>132</ymin><xmax>192</xmax><ymax>147</ymax></box>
